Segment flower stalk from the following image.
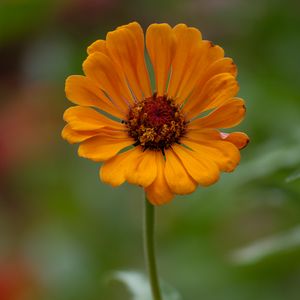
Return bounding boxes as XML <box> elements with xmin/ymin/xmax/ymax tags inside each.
<box><xmin>144</xmin><ymin>196</ymin><xmax>163</xmax><ymax>300</ymax></box>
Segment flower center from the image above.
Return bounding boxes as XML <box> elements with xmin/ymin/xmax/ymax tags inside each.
<box><xmin>126</xmin><ymin>94</ymin><xmax>186</xmax><ymax>151</ymax></box>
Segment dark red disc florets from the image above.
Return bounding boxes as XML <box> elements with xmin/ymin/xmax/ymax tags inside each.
<box><xmin>126</xmin><ymin>94</ymin><xmax>186</xmax><ymax>151</ymax></box>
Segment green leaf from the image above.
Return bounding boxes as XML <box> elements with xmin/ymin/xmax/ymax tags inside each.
<box><xmin>110</xmin><ymin>270</ymin><xmax>182</xmax><ymax>300</ymax></box>
<box><xmin>286</xmin><ymin>170</ymin><xmax>300</xmax><ymax>183</ymax></box>
<box><xmin>237</xmin><ymin>143</ymin><xmax>300</xmax><ymax>184</ymax></box>
<box><xmin>230</xmin><ymin>226</ymin><xmax>300</xmax><ymax>265</ymax></box>
<box><xmin>111</xmin><ymin>271</ymin><xmax>151</xmax><ymax>300</ymax></box>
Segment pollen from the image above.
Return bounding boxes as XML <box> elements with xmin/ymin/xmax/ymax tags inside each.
<box><xmin>127</xmin><ymin>94</ymin><xmax>186</xmax><ymax>151</ymax></box>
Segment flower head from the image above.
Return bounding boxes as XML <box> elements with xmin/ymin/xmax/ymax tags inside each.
<box><xmin>62</xmin><ymin>22</ymin><xmax>249</xmax><ymax>205</ymax></box>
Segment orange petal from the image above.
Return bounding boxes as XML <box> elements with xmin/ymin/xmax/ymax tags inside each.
<box><xmin>145</xmin><ymin>152</ymin><xmax>174</xmax><ymax>205</ymax></box>
<box><xmin>189</xmin><ymin>98</ymin><xmax>246</xmax><ymax>129</ymax></box>
<box><xmin>63</xmin><ymin>106</ymin><xmax>124</xmax><ymax>131</ymax></box>
<box><xmin>179</xmin><ymin>41</ymin><xmax>225</xmax><ymax>102</ymax></box>
<box><xmin>172</xmin><ymin>42</ymin><xmax>209</xmax><ymax>105</ymax></box>
<box><xmin>183</xmin><ymin>73</ymin><xmax>239</xmax><ymax>120</ymax></box>
<box><xmin>168</xmin><ymin>24</ymin><xmax>202</xmax><ymax>103</ymax></box>
<box><xmin>78</xmin><ymin>133</ymin><xmax>134</xmax><ymax>162</ymax></box>
<box><xmin>65</xmin><ymin>75</ymin><xmax>125</xmax><ymax>119</ymax></box>
<box><xmin>172</xmin><ymin>144</ymin><xmax>220</xmax><ymax>186</ymax></box>
<box><xmin>61</xmin><ymin>124</ymin><xmax>98</xmax><ymax>144</ymax></box>
<box><xmin>200</xmin><ymin>57</ymin><xmax>237</xmax><ymax>83</ymax></box>
<box><xmin>182</xmin><ymin>134</ymin><xmax>240</xmax><ymax>172</ymax></box>
<box><xmin>100</xmin><ymin>147</ymin><xmax>143</xmax><ymax>186</ymax></box>
<box><xmin>146</xmin><ymin>23</ymin><xmax>175</xmax><ymax>96</ymax></box>
<box><xmin>164</xmin><ymin>148</ymin><xmax>197</xmax><ymax>194</ymax></box>
<box><xmin>183</xmin><ymin>128</ymin><xmax>222</xmax><ymax>141</ymax></box>
<box><xmin>83</xmin><ymin>52</ymin><xmax>134</xmax><ymax>113</ymax></box>
<box><xmin>62</xmin><ymin>125</ymin><xmax>125</xmax><ymax>145</ymax></box>
<box><xmin>125</xmin><ymin>150</ymin><xmax>158</xmax><ymax>187</ymax></box>
<box><xmin>220</xmin><ymin>131</ymin><xmax>250</xmax><ymax>149</ymax></box>
<box><xmin>204</xmin><ymin>42</ymin><xmax>225</xmax><ymax>63</ymax></box>
<box><xmin>87</xmin><ymin>39</ymin><xmax>108</xmax><ymax>55</ymax></box>
<box><xmin>106</xmin><ymin>22</ymin><xmax>152</xmax><ymax>100</ymax></box>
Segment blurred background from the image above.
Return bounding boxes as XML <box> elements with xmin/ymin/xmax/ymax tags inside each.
<box><xmin>1</xmin><ymin>0</ymin><xmax>300</xmax><ymax>299</ymax></box>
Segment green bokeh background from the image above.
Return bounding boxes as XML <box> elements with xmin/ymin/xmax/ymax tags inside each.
<box><xmin>0</xmin><ymin>0</ymin><xmax>300</xmax><ymax>299</ymax></box>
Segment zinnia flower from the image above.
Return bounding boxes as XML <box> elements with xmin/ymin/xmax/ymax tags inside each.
<box><xmin>62</xmin><ymin>22</ymin><xmax>249</xmax><ymax>205</ymax></box>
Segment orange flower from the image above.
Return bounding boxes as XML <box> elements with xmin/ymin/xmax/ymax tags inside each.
<box><xmin>62</xmin><ymin>22</ymin><xmax>249</xmax><ymax>205</ymax></box>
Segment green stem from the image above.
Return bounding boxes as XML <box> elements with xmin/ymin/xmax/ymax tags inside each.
<box><xmin>143</xmin><ymin>196</ymin><xmax>163</xmax><ymax>300</ymax></box>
